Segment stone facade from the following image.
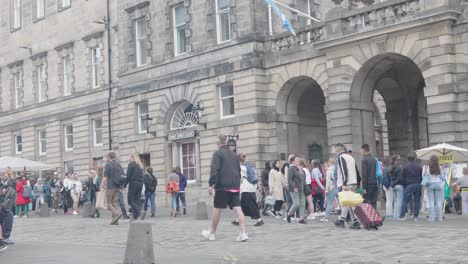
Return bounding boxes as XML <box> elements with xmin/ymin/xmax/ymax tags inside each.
<box><xmin>1</xmin><ymin>0</ymin><xmax>467</xmax><ymax>207</ymax></box>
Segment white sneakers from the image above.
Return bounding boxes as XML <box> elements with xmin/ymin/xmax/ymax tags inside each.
<box><xmin>72</xmin><ymin>211</ymin><xmax>78</xmax><ymax>215</ymax></box>
<box><xmin>236</xmin><ymin>232</ymin><xmax>249</xmax><ymax>242</ymax></box>
<box><xmin>202</xmin><ymin>230</ymin><xmax>216</xmax><ymax>241</ymax></box>
<box><xmin>306</xmin><ymin>215</ymin><xmax>316</xmax><ymax>220</ymax></box>
<box><xmin>202</xmin><ymin>230</ymin><xmax>249</xmax><ymax>242</ymax></box>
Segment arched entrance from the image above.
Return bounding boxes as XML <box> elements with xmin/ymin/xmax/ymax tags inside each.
<box><xmin>351</xmin><ymin>53</ymin><xmax>429</xmax><ymax>158</ymax></box>
<box><xmin>276</xmin><ymin>76</ymin><xmax>328</xmax><ymax>162</ymax></box>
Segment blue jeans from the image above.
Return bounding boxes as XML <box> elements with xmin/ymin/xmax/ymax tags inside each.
<box><xmin>401</xmin><ymin>183</ymin><xmax>422</xmax><ymax>218</ymax></box>
<box><xmin>176</xmin><ymin>192</ymin><xmax>186</xmax><ymax>210</ymax></box>
<box><xmin>427</xmin><ymin>182</ymin><xmax>444</xmax><ymax>221</ymax></box>
<box><xmin>119</xmin><ymin>191</ymin><xmax>127</xmax><ymax>216</ymax></box>
<box><xmin>325</xmin><ymin>188</ymin><xmax>339</xmax><ymax>217</ymax></box>
<box><xmin>393</xmin><ymin>185</ymin><xmax>404</xmax><ymax>219</ymax></box>
<box><xmin>171</xmin><ymin>193</ymin><xmax>178</xmax><ymax>209</ymax></box>
<box><xmin>285</xmin><ymin>190</ymin><xmax>299</xmax><ymax>218</ymax></box>
<box><xmin>0</xmin><ymin>209</ymin><xmax>14</xmax><ymax>239</ymax></box>
<box><xmin>144</xmin><ymin>192</ymin><xmax>156</xmax><ymax>213</ymax></box>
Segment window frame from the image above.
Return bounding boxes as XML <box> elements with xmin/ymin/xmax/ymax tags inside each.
<box><xmin>14</xmin><ymin>134</ymin><xmax>22</xmax><ymax>154</ymax></box>
<box><xmin>12</xmin><ymin>0</ymin><xmax>22</xmax><ymax>29</ymax></box>
<box><xmin>64</xmin><ymin>124</ymin><xmax>74</xmax><ymax>151</ymax></box>
<box><xmin>137</xmin><ymin>102</ymin><xmax>149</xmax><ymax>134</ymax></box>
<box><xmin>37</xmin><ymin>64</ymin><xmax>46</xmax><ymax>103</ymax></box>
<box><xmin>14</xmin><ymin>72</ymin><xmax>21</xmax><ymax>109</ymax></box>
<box><xmin>38</xmin><ymin>129</ymin><xmax>46</xmax><ymax>155</ymax></box>
<box><xmin>215</xmin><ymin>0</ymin><xmax>231</xmax><ymax>44</ymax></box>
<box><xmin>173</xmin><ymin>4</ymin><xmax>187</xmax><ymax>56</ymax></box>
<box><xmin>91</xmin><ymin>47</ymin><xmax>101</xmax><ymax>88</ymax></box>
<box><xmin>92</xmin><ymin>118</ymin><xmax>103</xmax><ymax>147</ymax></box>
<box><xmin>61</xmin><ymin>0</ymin><xmax>71</xmax><ymax>8</ymax></box>
<box><xmin>219</xmin><ymin>83</ymin><xmax>235</xmax><ymax>119</ymax></box>
<box><xmin>135</xmin><ymin>18</ymin><xmax>148</xmax><ymax>67</ymax></box>
<box><xmin>63</xmin><ymin>55</ymin><xmax>72</xmax><ymax>96</ymax></box>
<box><xmin>35</xmin><ymin>0</ymin><xmax>45</xmax><ymax>20</ymax></box>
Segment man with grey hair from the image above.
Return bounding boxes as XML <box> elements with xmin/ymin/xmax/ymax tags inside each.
<box><xmin>202</xmin><ymin>135</ymin><xmax>248</xmax><ymax>242</ymax></box>
<box><xmin>101</xmin><ymin>151</ymin><xmax>125</xmax><ymax>225</ymax></box>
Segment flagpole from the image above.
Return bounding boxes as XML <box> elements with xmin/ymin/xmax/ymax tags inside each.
<box><xmin>272</xmin><ymin>0</ymin><xmax>321</xmax><ymax>22</ymax></box>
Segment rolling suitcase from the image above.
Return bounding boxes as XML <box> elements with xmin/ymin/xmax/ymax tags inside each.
<box><xmin>354</xmin><ymin>203</ymin><xmax>383</xmax><ymax>230</ymax></box>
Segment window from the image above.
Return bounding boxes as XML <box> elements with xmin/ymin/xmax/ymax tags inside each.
<box><xmin>297</xmin><ymin>0</ymin><xmax>312</xmax><ymax>27</ymax></box>
<box><xmin>38</xmin><ymin>129</ymin><xmax>46</xmax><ymax>155</ymax></box>
<box><xmin>93</xmin><ymin>118</ymin><xmax>103</xmax><ymax>146</ymax></box>
<box><xmin>37</xmin><ymin>64</ymin><xmax>46</xmax><ymax>102</ymax></box>
<box><xmin>64</xmin><ymin>161</ymin><xmax>74</xmax><ymax>174</ymax></box>
<box><xmin>216</xmin><ymin>0</ymin><xmax>231</xmax><ymax>43</ymax></box>
<box><xmin>15</xmin><ymin>134</ymin><xmax>22</xmax><ymax>154</ymax></box>
<box><xmin>12</xmin><ymin>0</ymin><xmax>21</xmax><ymax>29</ymax></box>
<box><xmin>135</xmin><ymin>18</ymin><xmax>148</xmax><ymax>67</ymax></box>
<box><xmin>64</xmin><ymin>125</ymin><xmax>73</xmax><ymax>151</ymax></box>
<box><xmin>14</xmin><ymin>73</ymin><xmax>21</xmax><ymax>109</ymax></box>
<box><xmin>173</xmin><ymin>5</ymin><xmax>187</xmax><ymax>56</ymax></box>
<box><xmin>63</xmin><ymin>55</ymin><xmax>72</xmax><ymax>95</ymax></box>
<box><xmin>91</xmin><ymin>48</ymin><xmax>101</xmax><ymax>88</ymax></box>
<box><xmin>180</xmin><ymin>142</ymin><xmax>197</xmax><ymax>181</ymax></box>
<box><xmin>35</xmin><ymin>0</ymin><xmax>45</xmax><ymax>19</ymax></box>
<box><xmin>219</xmin><ymin>83</ymin><xmax>234</xmax><ymax>118</ymax></box>
<box><xmin>137</xmin><ymin>102</ymin><xmax>148</xmax><ymax>134</ymax></box>
<box><xmin>61</xmin><ymin>0</ymin><xmax>71</xmax><ymax>8</ymax></box>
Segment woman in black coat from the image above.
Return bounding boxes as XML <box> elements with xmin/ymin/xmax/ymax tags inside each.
<box><xmin>126</xmin><ymin>154</ymin><xmax>144</xmax><ymax>220</ymax></box>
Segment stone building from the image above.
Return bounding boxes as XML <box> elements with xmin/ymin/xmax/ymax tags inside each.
<box><xmin>1</xmin><ymin>0</ymin><xmax>468</xmax><ymax>205</ymax></box>
<box><xmin>0</xmin><ymin>0</ymin><xmax>119</xmax><ymax>177</ymax></box>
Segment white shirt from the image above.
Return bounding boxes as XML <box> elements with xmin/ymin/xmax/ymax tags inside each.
<box><xmin>63</xmin><ymin>178</ymin><xmax>73</xmax><ymax>191</ymax></box>
<box><xmin>240</xmin><ymin>165</ymin><xmax>257</xmax><ymax>193</ymax></box>
<box><xmin>303</xmin><ymin>168</ymin><xmax>312</xmax><ymax>184</ymax></box>
<box><xmin>71</xmin><ymin>180</ymin><xmax>82</xmax><ymax>193</ymax></box>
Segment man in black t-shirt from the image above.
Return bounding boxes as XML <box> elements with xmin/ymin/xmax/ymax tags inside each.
<box><xmin>100</xmin><ymin>152</ymin><xmax>125</xmax><ymax>225</ymax></box>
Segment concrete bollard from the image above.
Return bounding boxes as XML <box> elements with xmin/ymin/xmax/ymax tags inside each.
<box><xmin>39</xmin><ymin>204</ymin><xmax>50</xmax><ymax>217</ymax></box>
<box><xmin>124</xmin><ymin>222</ymin><xmax>155</xmax><ymax>264</ymax></box>
<box><xmin>81</xmin><ymin>202</ymin><xmax>93</xmax><ymax>218</ymax></box>
<box><xmin>194</xmin><ymin>201</ymin><xmax>209</xmax><ymax>220</ymax></box>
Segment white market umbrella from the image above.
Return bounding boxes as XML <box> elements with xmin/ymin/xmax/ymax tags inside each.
<box><xmin>415</xmin><ymin>143</ymin><xmax>468</xmax><ymax>163</ymax></box>
<box><xmin>0</xmin><ymin>156</ymin><xmax>54</xmax><ymax>172</ymax></box>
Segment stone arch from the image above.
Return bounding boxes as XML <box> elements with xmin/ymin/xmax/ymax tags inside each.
<box><xmin>157</xmin><ymin>84</ymin><xmax>199</xmax><ymax>125</ymax></box>
<box><xmin>275</xmin><ymin>75</ymin><xmax>328</xmax><ymax>161</ymax></box>
<box><xmin>350</xmin><ymin>52</ymin><xmax>429</xmax><ymax>158</ymax></box>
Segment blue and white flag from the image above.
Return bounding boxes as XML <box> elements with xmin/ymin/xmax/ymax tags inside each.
<box><xmin>263</xmin><ymin>0</ymin><xmax>296</xmax><ymax>36</ymax></box>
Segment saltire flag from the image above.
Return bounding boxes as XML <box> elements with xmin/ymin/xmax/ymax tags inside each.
<box><xmin>263</xmin><ymin>0</ymin><xmax>296</xmax><ymax>36</ymax></box>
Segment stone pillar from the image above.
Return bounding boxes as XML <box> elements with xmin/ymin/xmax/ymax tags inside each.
<box><xmin>124</xmin><ymin>222</ymin><xmax>155</xmax><ymax>264</ymax></box>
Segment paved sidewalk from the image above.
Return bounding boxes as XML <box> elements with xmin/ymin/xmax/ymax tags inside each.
<box><xmin>1</xmin><ymin>208</ymin><xmax>466</xmax><ymax>264</ymax></box>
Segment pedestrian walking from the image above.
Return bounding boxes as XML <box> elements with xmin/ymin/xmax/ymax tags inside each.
<box><xmin>166</xmin><ymin>172</ymin><xmax>180</xmax><ymax>217</ymax></box>
<box><xmin>360</xmin><ymin>144</ymin><xmax>378</xmax><ymax>209</ymax></box>
<box><xmin>286</xmin><ymin>156</ymin><xmax>307</xmax><ymax>224</ymax></box>
<box><xmin>142</xmin><ymin>167</ymin><xmax>157</xmax><ymax>219</ymax></box>
<box><xmin>425</xmin><ymin>155</ymin><xmax>445</xmax><ymax>222</ymax></box>
<box><xmin>311</xmin><ymin>159</ymin><xmax>325</xmax><ymax>216</ymax></box>
<box><xmin>260</xmin><ymin>161</ymin><xmax>273</xmax><ymax>216</ymax></box>
<box><xmin>70</xmin><ymin>173</ymin><xmax>82</xmax><ymax>215</ymax></box>
<box><xmin>101</xmin><ymin>151</ymin><xmax>126</xmax><ymax>225</ymax></box>
<box><xmin>202</xmin><ymin>135</ymin><xmax>248</xmax><ymax>242</ymax></box>
<box><xmin>389</xmin><ymin>155</ymin><xmax>404</xmax><ymax>220</ymax></box>
<box><xmin>174</xmin><ymin>166</ymin><xmax>187</xmax><ymax>215</ymax></box>
<box><xmin>381</xmin><ymin>156</ymin><xmax>394</xmax><ymax>219</ymax></box>
<box><xmin>282</xmin><ymin>155</ymin><xmax>299</xmax><ymax>221</ymax></box>
<box><xmin>269</xmin><ymin>160</ymin><xmax>285</xmax><ymax>217</ymax></box>
<box><xmin>126</xmin><ymin>154</ymin><xmax>144</xmax><ymax>221</ymax></box>
<box><xmin>334</xmin><ymin>143</ymin><xmax>361</xmax><ymax>229</ymax></box>
<box><xmin>320</xmin><ymin>159</ymin><xmax>340</xmax><ymax>222</ymax></box>
<box><xmin>233</xmin><ymin>153</ymin><xmax>263</xmax><ymax>226</ymax></box>
<box><xmin>401</xmin><ymin>153</ymin><xmax>423</xmax><ymax>221</ymax></box>
<box><xmin>300</xmin><ymin>159</ymin><xmax>315</xmax><ymax>220</ymax></box>
<box><xmin>87</xmin><ymin>170</ymin><xmax>101</xmax><ymax>218</ymax></box>
<box><xmin>0</xmin><ymin>175</ymin><xmax>16</xmax><ymax>245</ymax></box>
<box><xmin>15</xmin><ymin>177</ymin><xmax>30</xmax><ymax>218</ymax></box>
<box><xmin>62</xmin><ymin>173</ymin><xmax>73</xmax><ymax>215</ymax></box>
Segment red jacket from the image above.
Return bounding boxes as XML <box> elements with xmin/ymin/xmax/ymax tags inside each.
<box><xmin>16</xmin><ymin>181</ymin><xmax>31</xmax><ymax>205</ymax></box>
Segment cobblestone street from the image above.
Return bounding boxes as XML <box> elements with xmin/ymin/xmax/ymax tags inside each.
<box><xmin>1</xmin><ymin>207</ymin><xmax>467</xmax><ymax>264</ymax></box>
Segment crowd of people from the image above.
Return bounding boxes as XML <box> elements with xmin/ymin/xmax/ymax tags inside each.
<box><xmin>202</xmin><ymin>135</ymin><xmax>468</xmax><ymax>242</ymax></box>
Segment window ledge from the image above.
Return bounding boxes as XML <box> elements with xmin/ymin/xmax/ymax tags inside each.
<box><xmin>33</xmin><ymin>17</ymin><xmax>45</xmax><ymax>23</ymax></box>
<box><xmin>220</xmin><ymin>115</ymin><xmax>235</xmax><ymax>120</ymax></box>
<box><xmin>58</xmin><ymin>5</ymin><xmax>71</xmax><ymax>13</ymax></box>
<box><xmin>125</xmin><ymin>1</ymin><xmax>150</xmax><ymax>13</ymax></box>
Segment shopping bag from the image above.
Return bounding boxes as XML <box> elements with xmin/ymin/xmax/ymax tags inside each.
<box><xmin>96</xmin><ymin>191</ymin><xmax>108</xmax><ymax>210</ymax></box>
<box><xmin>265</xmin><ymin>195</ymin><xmax>276</xmax><ymax>206</ymax></box>
<box><xmin>338</xmin><ymin>191</ymin><xmax>364</xmax><ymax>207</ymax></box>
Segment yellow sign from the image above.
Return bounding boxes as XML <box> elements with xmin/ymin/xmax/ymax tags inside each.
<box><xmin>439</xmin><ymin>155</ymin><xmax>453</xmax><ymax>164</ymax></box>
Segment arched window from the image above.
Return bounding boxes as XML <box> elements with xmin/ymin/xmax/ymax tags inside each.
<box><xmin>170</xmin><ymin>102</ymin><xmax>198</xmax><ymax>130</ymax></box>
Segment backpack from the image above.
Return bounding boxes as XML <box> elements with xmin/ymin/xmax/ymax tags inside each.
<box><xmin>375</xmin><ymin>159</ymin><xmax>383</xmax><ymax>186</ymax></box>
<box><xmin>23</xmin><ymin>185</ymin><xmax>33</xmax><ymax>198</ymax></box>
<box><xmin>245</xmin><ymin>164</ymin><xmax>258</xmax><ymax>184</ymax></box>
<box><xmin>165</xmin><ymin>181</ymin><xmax>179</xmax><ymax>194</ymax></box>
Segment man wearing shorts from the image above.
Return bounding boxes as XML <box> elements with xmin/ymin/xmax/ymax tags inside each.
<box><xmin>202</xmin><ymin>135</ymin><xmax>248</xmax><ymax>242</ymax></box>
